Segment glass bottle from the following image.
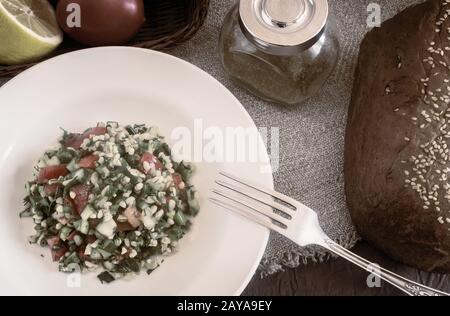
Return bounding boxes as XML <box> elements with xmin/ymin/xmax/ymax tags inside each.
<box><xmin>219</xmin><ymin>0</ymin><xmax>339</xmax><ymax>105</ymax></box>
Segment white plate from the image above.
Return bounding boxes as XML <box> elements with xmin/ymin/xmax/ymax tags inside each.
<box><xmin>0</xmin><ymin>47</ymin><xmax>272</xmax><ymax>296</ymax></box>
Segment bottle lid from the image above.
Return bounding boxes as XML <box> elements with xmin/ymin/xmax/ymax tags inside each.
<box><xmin>239</xmin><ymin>0</ymin><xmax>328</xmax><ymax>55</ymax></box>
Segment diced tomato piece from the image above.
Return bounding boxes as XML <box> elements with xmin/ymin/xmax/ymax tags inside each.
<box><xmin>78</xmin><ymin>155</ymin><xmax>99</xmax><ymax>169</ymax></box>
<box><xmin>44</xmin><ymin>183</ymin><xmax>62</xmax><ymax>196</ymax></box>
<box><xmin>69</xmin><ymin>184</ymin><xmax>90</xmax><ymax>215</ymax></box>
<box><xmin>37</xmin><ymin>165</ymin><xmax>68</xmax><ymax>184</ymax></box>
<box><xmin>86</xmin><ymin>235</ymin><xmax>97</xmax><ymax>244</ymax></box>
<box><xmin>117</xmin><ymin>221</ymin><xmax>135</xmax><ymax>232</ymax></box>
<box><xmin>51</xmin><ymin>246</ymin><xmax>67</xmax><ymax>262</ymax></box>
<box><xmin>64</xmin><ymin>196</ymin><xmax>75</xmax><ymax>210</ymax></box>
<box><xmin>63</xmin><ymin>127</ymin><xmax>107</xmax><ymax>149</ymax></box>
<box><xmin>172</xmin><ymin>173</ymin><xmax>183</xmax><ymax>187</ymax></box>
<box><xmin>89</xmin><ymin>218</ymin><xmax>101</xmax><ymax>229</ymax></box>
<box><xmin>139</xmin><ymin>152</ymin><xmax>163</xmax><ymax>174</ymax></box>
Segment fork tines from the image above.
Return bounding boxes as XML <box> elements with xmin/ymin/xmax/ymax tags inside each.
<box><xmin>209</xmin><ymin>172</ymin><xmax>297</xmax><ymax>232</ymax></box>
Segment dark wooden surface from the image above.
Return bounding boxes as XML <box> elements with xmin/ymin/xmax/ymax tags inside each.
<box><xmin>243</xmin><ymin>241</ymin><xmax>450</xmax><ymax>296</ymax></box>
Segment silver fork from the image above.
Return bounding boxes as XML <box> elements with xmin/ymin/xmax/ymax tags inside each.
<box><xmin>210</xmin><ymin>172</ymin><xmax>450</xmax><ymax>296</ymax></box>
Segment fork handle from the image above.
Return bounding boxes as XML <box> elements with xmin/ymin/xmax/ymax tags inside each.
<box><xmin>322</xmin><ymin>238</ymin><xmax>449</xmax><ymax>296</ymax></box>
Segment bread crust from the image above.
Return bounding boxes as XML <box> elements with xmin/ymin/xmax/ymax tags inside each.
<box><xmin>345</xmin><ymin>0</ymin><xmax>450</xmax><ymax>272</ymax></box>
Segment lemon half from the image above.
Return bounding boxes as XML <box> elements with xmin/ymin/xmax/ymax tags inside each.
<box><xmin>0</xmin><ymin>0</ymin><xmax>63</xmax><ymax>65</ymax></box>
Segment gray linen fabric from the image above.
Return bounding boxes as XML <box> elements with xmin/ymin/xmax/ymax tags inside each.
<box><xmin>0</xmin><ymin>0</ymin><xmax>421</xmax><ymax>275</ymax></box>
<box><xmin>167</xmin><ymin>0</ymin><xmax>420</xmax><ymax>275</ymax></box>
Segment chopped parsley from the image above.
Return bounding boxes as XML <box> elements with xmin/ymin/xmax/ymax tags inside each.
<box><xmin>21</xmin><ymin>122</ymin><xmax>199</xmax><ymax>283</ymax></box>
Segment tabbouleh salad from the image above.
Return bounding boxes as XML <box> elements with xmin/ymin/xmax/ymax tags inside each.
<box><xmin>21</xmin><ymin>122</ymin><xmax>199</xmax><ymax>283</ymax></box>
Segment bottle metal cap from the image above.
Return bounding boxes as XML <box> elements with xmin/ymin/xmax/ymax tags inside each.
<box><xmin>239</xmin><ymin>0</ymin><xmax>329</xmax><ymax>55</ymax></box>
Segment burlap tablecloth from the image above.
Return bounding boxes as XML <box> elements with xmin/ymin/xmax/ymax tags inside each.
<box><xmin>168</xmin><ymin>0</ymin><xmax>419</xmax><ymax>275</ymax></box>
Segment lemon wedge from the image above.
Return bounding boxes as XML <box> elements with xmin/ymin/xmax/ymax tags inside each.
<box><xmin>0</xmin><ymin>0</ymin><xmax>63</xmax><ymax>65</ymax></box>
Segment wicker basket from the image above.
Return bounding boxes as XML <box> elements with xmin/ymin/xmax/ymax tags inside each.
<box><xmin>0</xmin><ymin>0</ymin><xmax>209</xmax><ymax>78</ymax></box>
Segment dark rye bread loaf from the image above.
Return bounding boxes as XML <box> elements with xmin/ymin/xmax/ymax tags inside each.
<box><xmin>345</xmin><ymin>0</ymin><xmax>450</xmax><ymax>272</ymax></box>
